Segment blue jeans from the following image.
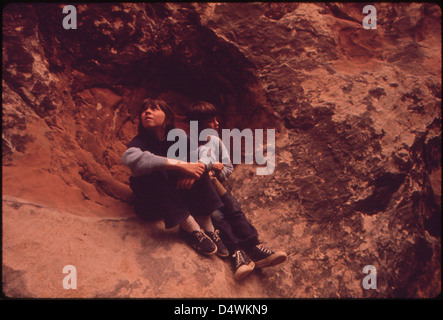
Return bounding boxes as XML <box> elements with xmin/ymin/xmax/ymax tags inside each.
<box><xmin>211</xmin><ymin>190</ymin><xmax>259</xmax><ymax>254</ymax></box>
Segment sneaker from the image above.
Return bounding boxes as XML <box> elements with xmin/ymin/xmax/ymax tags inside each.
<box><xmin>232</xmin><ymin>250</ymin><xmax>255</xmax><ymax>280</ymax></box>
<box><xmin>180</xmin><ymin>228</ymin><xmax>217</xmax><ymax>256</ymax></box>
<box><xmin>248</xmin><ymin>244</ymin><xmax>287</xmax><ymax>268</ymax></box>
<box><xmin>205</xmin><ymin>230</ymin><xmax>229</xmax><ymax>258</ymax></box>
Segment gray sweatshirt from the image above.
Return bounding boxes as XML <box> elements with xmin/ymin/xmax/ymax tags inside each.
<box><xmin>198</xmin><ymin>135</ymin><xmax>234</xmax><ymax>181</ymax></box>
<box><xmin>121</xmin><ymin>133</ymin><xmax>169</xmax><ymax>177</ymax></box>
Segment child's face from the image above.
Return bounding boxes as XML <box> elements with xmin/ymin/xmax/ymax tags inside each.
<box><xmin>141</xmin><ymin>105</ymin><xmax>166</xmax><ymax>129</ymax></box>
<box><xmin>204</xmin><ymin>116</ymin><xmax>219</xmax><ymax>130</ymax></box>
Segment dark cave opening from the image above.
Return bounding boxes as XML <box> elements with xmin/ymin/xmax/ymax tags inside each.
<box><xmin>31</xmin><ymin>2</ymin><xmax>280</xmax><ymax>146</ymax></box>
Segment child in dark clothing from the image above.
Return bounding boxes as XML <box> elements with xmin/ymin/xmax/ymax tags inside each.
<box><xmin>121</xmin><ymin>98</ymin><xmax>228</xmax><ymax>256</ymax></box>
<box><xmin>186</xmin><ymin>101</ymin><xmax>287</xmax><ymax>280</ymax></box>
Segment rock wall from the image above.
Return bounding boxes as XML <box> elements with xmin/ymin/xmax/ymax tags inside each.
<box><xmin>2</xmin><ymin>3</ymin><xmax>441</xmax><ymax>298</ymax></box>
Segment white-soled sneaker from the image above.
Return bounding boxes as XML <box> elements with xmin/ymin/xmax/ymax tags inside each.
<box><xmin>248</xmin><ymin>244</ymin><xmax>287</xmax><ymax>268</ymax></box>
<box><xmin>180</xmin><ymin>228</ymin><xmax>217</xmax><ymax>256</ymax></box>
<box><xmin>232</xmin><ymin>250</ymin><xmax>255</xmax><ymax>280</ymax></box>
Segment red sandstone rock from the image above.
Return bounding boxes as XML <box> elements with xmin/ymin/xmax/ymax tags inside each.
<box><xmin>2</xmin><ymin>3</ymin><xmax>441</xmax><ymax>298</ymax></box>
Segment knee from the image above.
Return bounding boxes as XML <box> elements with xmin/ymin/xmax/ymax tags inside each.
<box><xmin>211</xmin><ymin>209</ymin><xmax>225</xmax><ymax>223</ymax></box>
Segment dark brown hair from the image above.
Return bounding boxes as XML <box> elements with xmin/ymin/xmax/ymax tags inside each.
<box><xmin>138</xmin><ymin>98</ymin><xmax>175</xmax><ymax>136</ymax></box>
<box><xmin>186</xmin><ymin>101</ymin><xmax>219</xmax><ymax>123</ymax></box>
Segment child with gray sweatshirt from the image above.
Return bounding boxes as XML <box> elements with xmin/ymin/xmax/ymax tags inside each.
<box><xmin>186</xmin><ymin>101</ymin><xmax>287</xmax><ymax>280</ymax></box>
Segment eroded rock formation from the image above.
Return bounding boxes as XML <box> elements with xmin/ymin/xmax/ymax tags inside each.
<box><xmin>2</xmin><ymin>3</ymin><xmax>441</xmax><ymax>298</ymax></box>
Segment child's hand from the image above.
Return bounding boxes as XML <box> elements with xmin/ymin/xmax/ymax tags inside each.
<box><xmin>177</xmin><ymin>177</ymin><xmax>196</xmax><ymax>190</ymax></box>
<box><xmin>212</xmin><ymin>162</ymin><xmax>224</xmax><ymax>172</ymax></box>
<box><xmin>172</xmin><ymin>161</ymin><xmax>205</xmax><ymax>178</ymax></box>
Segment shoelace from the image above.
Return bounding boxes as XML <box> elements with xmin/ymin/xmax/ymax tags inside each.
<box><xmin>256</xmin><ymin>244</ymin><xmax>273</xmax><ymax>255</ymax></box>
<box><xmin>195</xmin><ymin>230</ymin><xmax>207</xmax><ymax>243</ymax></box>
<box><xmin>211</xmin><ymin>230</ymin><xmax>221</xmax><ymax>242</ymax></box>
<box><xmin>234</xmin><ymin>250</ymin><xmax>248</xmax><ymax>267</ymax></box>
